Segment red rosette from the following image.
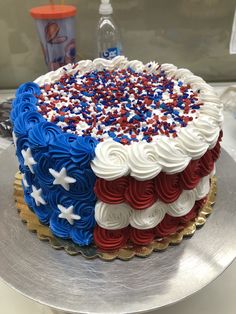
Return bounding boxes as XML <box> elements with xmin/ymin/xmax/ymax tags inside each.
<box><xmin>198</xmin><ymin>150</ymin><xmax>214</xmax><ymax>177</ymax></box>
<box><xmin>210</xmin><ymin>141</ymin><xmax>221</xmax><ymax>162</ymax></box>
<box><xmin>94</xmin><ymin>177</ymin><xmax>129</xmax><ymax>204</ymax></box>
<box><xmin>179</xmin><ymin>205</ymin><xmax>198</xmax><ymax>224</ymax></box>
<box><xmin>129</xmin><ymin>227</ymin><xmax>154</xmax><ymax>245</ymax></box>
<box><xmin>154</xmin><ymin>172</ymin><xmax>182</xmax><ymax>203</ymax></box>
<box><xmin>125</xmin><ymin>177</ymin><xmax>157</xmax><ymax>210</ymax></box>
<box><xmin>154</xmin><ymin>214</ymin><xmax>181</xmax><ymax>238</ymax></box>
<box><xmin>93</xmin><ymin>225</ymin><xmax>129</xmax><ymax>251</ymax></box>
<box><xmin>179</xmin><ymin>159</ymin><xmax>201</xmax><ymax>190</ymax></box>
<box><xmin>180</xmin><ymin>196</ymin><xmax>208</xmax><ymax>225</ymax></box>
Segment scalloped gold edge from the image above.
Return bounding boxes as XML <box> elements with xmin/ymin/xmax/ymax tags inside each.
<box><xmin>14</xmin><ymin>172</ymin><xmax>217</xmax><ymax>261</ymax></box>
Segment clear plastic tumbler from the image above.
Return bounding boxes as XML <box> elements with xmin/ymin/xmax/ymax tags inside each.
<box><xmin>30</xmin><ymin>5</ymin><xmax>77</xmax><ymax>71</ymax></box>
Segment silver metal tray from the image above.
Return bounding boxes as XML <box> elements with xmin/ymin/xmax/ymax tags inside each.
<box><xmin>0</xmin><ymin>146</ymin><xmax>236</xmax><ymax>314</ymax></box>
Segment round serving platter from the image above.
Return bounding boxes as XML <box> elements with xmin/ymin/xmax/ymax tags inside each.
<box><xmin>0</xmin><ymin>146</ymin><xmax>236</xmax><ymax>314</ymax></box>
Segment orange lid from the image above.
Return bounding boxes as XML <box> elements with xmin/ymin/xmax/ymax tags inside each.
<box><xmin>30</xmin><ymin>5</ymin><xmax>77</xmax><ymax>20</ymax></box>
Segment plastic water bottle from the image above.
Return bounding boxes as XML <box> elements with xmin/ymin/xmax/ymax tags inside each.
<box><xmin>97</xmin><ymin>0</ymin><xmax>123</xmax><ymax>60</ymax></box>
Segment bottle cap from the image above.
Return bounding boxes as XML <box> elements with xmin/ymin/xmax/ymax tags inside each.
<box><xmin>30</xmin><ymin>5</ymin><xmax>77</xmax><ymax>20</ymax></box>
<box><xmin>99</xmin><ymin>0</ymin><xmax>113</xmax><ymax>15</ymax></box>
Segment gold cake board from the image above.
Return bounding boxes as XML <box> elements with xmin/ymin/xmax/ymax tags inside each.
<box><xmin>13</xmin><ymin>172</ymin><xmax>217</xmax><ymax>261</ymax></box>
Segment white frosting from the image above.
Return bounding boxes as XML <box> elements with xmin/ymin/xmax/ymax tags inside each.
<box><xmin>195</xmin><ymin>175</ymin><xmax>210</xmax><ymax>200</ymax></box>
<box><xmin>130</xmin><ymin>201</ymin><xmax>166</xmax><ymax>229</ymax></box>
<box><xmin>95</xmin><ymin>201</ymin><xmax>131</xmax><ymax>229</ymax></box>
<box><xmin>176</xmin><ymin>126</ymin><xmax>208</xmax><ymax>160</ymax></box>
<box><xmin>166</xmin><ymin>189</ymin><xmax>196</xmax><ymax>217</ymax></box>
<box><xmin>58</xmin><ymin>204</ymin><xmax>81</xmax><ymax>225</ymax></box>
<box><xmin>144</xmin><ymin>61</ymin><xmax>159</xmax><ymax>74</ymax></box>
<box><xmin>30</xmin><ymin>185</ymin><xmax>46</xmax><ymax>206</ymax></box>
<box><xmin>21</xmin><ymin>147</ymin><xmax>37</xmax><ymax>174</ymax></box>
<box><xmin>35</xmin><ymin>57</ymin><xmax>223</xmax><ymax>180</ymax></box>
<box><xmin>128</xmin><ymin>142</ymin><xmax>162</xmax><ymax>180</ymax></box>
<box><xmin>91</xmin><ymin>139</ymin><xmax>129</xmax><ymax>180</ymax></box>
<box><xmin>49</xmin><ymin>167</ymin><xmax>76</xmax><ymax>191</ymax></box>
<box><xmin>193</xmin><ymin>116</ymin><xmax>220</xmax><ymax>149</ymax></box>
<box><xmin>154</xmin><ymin>137</ymin><xmax>191</xmax><ymax>174</ymax></box>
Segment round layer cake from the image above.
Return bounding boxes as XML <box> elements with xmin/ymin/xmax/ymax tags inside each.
<box><xmin>11</xmin><ymin>56</ymin><xmax>223</xmax><ymax>252</ymax></box>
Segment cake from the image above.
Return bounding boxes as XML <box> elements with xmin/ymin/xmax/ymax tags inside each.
<box><xmin>11</xmin><ymin>56</ymin><xmax>223</xmax><ymax>253</ymax></box>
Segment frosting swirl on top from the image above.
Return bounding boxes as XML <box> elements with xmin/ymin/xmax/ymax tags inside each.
<box><xmin>91</xmin><ymin>140</ymin><xmax>129</xmax><ymax>180</ymax></box>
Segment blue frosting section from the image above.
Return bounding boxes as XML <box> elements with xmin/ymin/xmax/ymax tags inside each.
<box><xmin>16</xmin><ymin>82</ymin><xmax>41</xmax><ymax>97</ymax></box>
<box><xmin>11</xmin><ymin>102</ymin><xmax>38</xmax><ymax>123</ymax></box>
<box><xmin>70</xmin><ymin>136</ymin><xmax>98</xmax><ymax>168</ymax></box>
<box><xmin>12</xmin><ymin>93</ymin><xmax>37</xmax><ymax>109</ymax></box>
<box><xmin>12</xmin><ymin>82</ymin><xmax>98</xmax><ymax>247</ymax></box>
<box><xmin>13</xmin><ymin>111</ymin><xmax>45</xmax><ymax>137</ymax></box>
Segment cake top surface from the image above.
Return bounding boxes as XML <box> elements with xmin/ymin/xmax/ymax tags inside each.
<box><xmin>12</xmin><ymin>57</ymin><xmax>223</xmax><ymax>181</ymax></box>
<box><xmin>36</xmin><ymin>60</ymin><xmax>201</xmax><ymax>145</ymax></box>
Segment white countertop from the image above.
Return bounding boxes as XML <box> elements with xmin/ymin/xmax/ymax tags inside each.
<box><xmin>0</xmin><ymin>84</ymin><xmax>236</xmax><ymax>314</ymax></box>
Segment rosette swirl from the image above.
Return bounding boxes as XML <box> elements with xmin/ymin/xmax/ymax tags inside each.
<box><xmin>93</xmin><ymin>225</ymin><xmax>129</xmax><ymax>251</ymax></box>
<box><xmin>155</xmin><ymin>138</ymin><xmax>191</xmax><ymax>174</ymax></box>
<box><xmin>167</xmin><ymin>190</ymin><xmax>196</xmax><ymax>217</ymax></box>
<box><xmin>154</xmin><ymin>214</ymin><xmax>181</xmax><ymax>238</ymax></box>
<box><xmin>129</xmin><ymin>201</ymin><xmax>166</xmax><ymax>230</ymax></box>
<box><xmin>34</xmin><ymin>154</ymin><xmax>55</xmax><ymax>186</ymax></box>
<box><xmin>198</xmin><ymin>150</ymin><xmax>214</xmax><ymax>177</ymax></box>
<box><xmin>195</xmin><ymin>175</ymin><xmax>210</xmax><ymax>200</ymax></box>
<box><xmin>95</xmin><ymin>202</ymin><xmax>132</xmax><ymax>229</ymax></box>
<box><xmin>144</xmin><ymin>61</ymin><xmax>159</xmax><ymax>74</ymax></box>
<box><xmin>91</xmin><ymin>140</ymin><xmax>129</xmax><ymax>180</ymax></box>
<box><xmin>72</xmin><ymin>202</ymin><xmax>96</xmax><ymax>230</ymax></box>
<box><xmin>179</xmin><ymin>160</ymin><xmax>201</xmax><ymax>190</ymax></box>
<box><xmin>154</xmin><ymin>172</ymin><xmax>182</xmax><ymax>203</ymax></box>
<box><xmin>28</xmin><ymin>121</ymin><xmax>62</xmax><ymax>154</ymax></box>
<box><xmin>50</xmin><ymin>211</ymin><xmax>93</xmax><ymax>246</ymax></box>
<box><xmin>12</xmin><ymin>93</ymin><xmax>37</xmax><ymax>109</ymax></box>
<box><xmin>128</xmin><ymin>142</ymin><xmax>162</xmax><ymax>180</ymax></box>
<box><xmin>10</xmin><ymin>102</ymin><xmax>38</xmax><ymax>123</ymax></box>
<box><xmin>31</xmin><ymin>202</ymin><xmax>53</xmax><ymax>225</ymax></box>
<box><xmin>129</xmin><ymin>227</ymin><xmax>154</xmax><ymax>245</ymax></box>
<box><xmin>179</xmin><ymin>205</ymin><xmax>198</xmax><ymax>224</ymax></box>
<box><xmin>54</xmin><ymin>160</ymin><xmax>96</xmax><ymax>201</ymax></box>
<box><xmin>49</xmin><ymin>133</ymin><xmax>77</xmax><ymax>161</ymax></box>
<box><xmin>160</xmin><ymin>63</ymin><xmax>177</xmax><ymax>78</ymax></box>
<box><xmin>176</xmin><ymin>127</ymin><xmax>208</xmax><ymax>160</ymax></box>
<box><xmin>94</xmin><ymin>177</ymin><xmax>129</xmax><ymax>204</ymax></box>
<box><xmin>125</xmin><ymin>178</ymin><xmax>157</xmax><ymax>209</ymax></box>
<box><xmin>16</xmin><ymin>82</ymin><xmax>41</xmax><ymax>97</ymax></box>
<box><xmin>13</xmin><ymin>111</ymin><xmax>45</xmax><ymax>137</ymax></box>
<box><xmin>70</xmin><ymin>136</ymin><xmax>98</xmax><ymax>168</ymax></box>
<box><xmin>193</xmin><ymin>116</ymin><xmax>220</xmax><ymax>149</ymax></box>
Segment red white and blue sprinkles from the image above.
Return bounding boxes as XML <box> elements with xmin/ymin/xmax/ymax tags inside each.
<box><xmin>37</xmin><ymin>67</ymin><xmax>202</xmax><ymax>145</ymax></box>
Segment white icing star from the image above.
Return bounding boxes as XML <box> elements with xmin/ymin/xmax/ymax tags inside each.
<box><xmin>21</xmin><ymin>147</ymin><xmax>37</xmax><ymax>173</ymax></box>
<box><xmin>22</xmin><ymin>173</ymin><xmax>29</xmax><ymax>188</ymax></box>
<box><xmin>58</xmin><ymin>204</ymin><xmax>81</xmax><ymax>225</ymax></box>
<box><xmin>30</xmin><ymin>185</ymin><xmax>46</xmax><ymax>206</ymax></box>
<box><xmin>49</xmin><ymin>167</ymin><xmax>76</xmax><ymax>191</ymax></box>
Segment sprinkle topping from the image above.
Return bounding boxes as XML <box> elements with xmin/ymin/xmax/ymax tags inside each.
<box><xmin>37</xmin><ymin>68</ymin><xmax>202</xmax><ymax>144</ymax></box>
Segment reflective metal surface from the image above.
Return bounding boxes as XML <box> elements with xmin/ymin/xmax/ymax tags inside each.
<box><xmin>0</xmin><ymin>147</ymin><xmax>236</xmax><ymax>314</ymax></box>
